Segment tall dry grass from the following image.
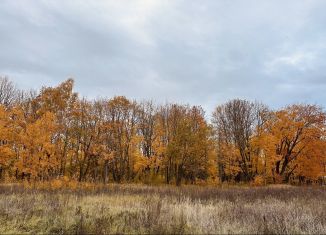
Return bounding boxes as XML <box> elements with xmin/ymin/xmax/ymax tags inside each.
<box><xmin>0</xmin><ymin>184</ymin><xmax>325</xmax><ymax>234</ymax></box>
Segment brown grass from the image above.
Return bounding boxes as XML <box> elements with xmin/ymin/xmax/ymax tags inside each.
<box><xmin>0</xmin><ymin>184</ymin><xmax>325</xmax><ymax>234</ymax></box>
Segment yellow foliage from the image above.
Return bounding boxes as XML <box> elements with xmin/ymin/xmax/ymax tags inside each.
<box><xmin>0</xmin><ymin>79</ymin><xmax>325</xmax><ymax>187</ymax></box>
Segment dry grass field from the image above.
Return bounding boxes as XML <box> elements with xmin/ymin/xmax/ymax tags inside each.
<box><xmin>0</xmin><ymin>184</ymin><xmax>325</xmax><ymax>234</ymax></box>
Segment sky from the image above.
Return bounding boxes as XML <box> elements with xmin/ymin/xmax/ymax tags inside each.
<box><xmin>0</xmin><ymin>0</ymin><xmax>326</xmax><ymax>115</ymax></box>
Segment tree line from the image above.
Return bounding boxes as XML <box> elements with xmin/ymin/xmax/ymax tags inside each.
<box><xmin>0</xmin><ymin>77</ymin><xmax>325</xmax><ymax>185</ymax></box>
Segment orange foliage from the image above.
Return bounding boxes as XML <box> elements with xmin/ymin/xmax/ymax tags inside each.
<box><xmin>0</xmin><ymin>79</ymin><xmax>325</xmax><ymax>186</ymax></box>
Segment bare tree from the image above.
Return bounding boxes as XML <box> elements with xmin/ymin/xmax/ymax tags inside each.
<box><xmin>0</xmin><ymin>76</ymin><xmax>18</xmax><ymax>107</ymax></box>
<box><xmin>137</xmin><ymin>101</ymin><xmax>157</xmax><ymax>158</ymax></box>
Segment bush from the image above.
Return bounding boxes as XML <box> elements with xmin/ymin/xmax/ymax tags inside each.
<box><xmin>252</xmin><ymin>175</ymin><xmax>265</xmax><ymax>186</ymax></box>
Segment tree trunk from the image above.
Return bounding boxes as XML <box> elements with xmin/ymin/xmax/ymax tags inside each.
<box><xmin>104</xmin><ymin>160</ymin><xmax>109</xmax><ymax>184</ymax></box>
<box><xmin>176</xmin><ymin>165</ymin><xmax>183</xmax><ymax>186</ymax></box>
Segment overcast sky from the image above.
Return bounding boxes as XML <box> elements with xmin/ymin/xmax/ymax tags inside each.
<box><xmin>1</xmin><ymin>0</ymin><xmax>325</xmax><ymax>114</ymax></box>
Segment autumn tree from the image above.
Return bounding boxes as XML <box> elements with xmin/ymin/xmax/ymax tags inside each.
<box><xmin>133</xmin><ymin>101</ymin><xmax>165</xmax><ymax>182</ymax></box>
<box><xmin>0</xmin><ymin>77</ymin><xmax>325</xmax><ymax>185</ymax></box>
<box><xmin>159</xmin><ymin>104</ymin><xmax>215</xmax><ymax>185</ymax></box>
<box><xmin>35</xmin><ymin>79</ymin><xmax>78</xmax><ymax>176</ymax></box>
<box><xmin>14</xmin><ymin>111</ymin><xmax>58</xmax><ymax>181</ymax></box>
<box><xmin>258</xmin><ymin>104</ymin><xmax>326</xmax><ymax>183</ymax></box>
<box><xmin>212</xmin><ymin>99</ymin><xmax>269</xmax><ymax>182</ymax></box>
<box><xmin>102</xmin><ymin>96</ymin><xmax>138</xmax><ymax>182</ymax></box>
<box><xmin>0</xmin><ymin>106</ymin><xmax>16</xmax><ymax>179</ymax></box>
<box><xmin>67</xmin><ymin>99</ymin><xmax>104</xmax><ymax>182</ymax></box>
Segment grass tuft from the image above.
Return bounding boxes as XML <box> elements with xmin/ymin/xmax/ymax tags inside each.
<box><xmin>0</xmin><ymin>184</ymin><xmax>325</xmax><ymax>234</ymax></box>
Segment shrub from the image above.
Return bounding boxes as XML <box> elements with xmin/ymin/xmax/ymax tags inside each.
<box><xmin>252</xmin><ymin>175</ymin><xmax>265</xmax><ymax>186</ymax></box>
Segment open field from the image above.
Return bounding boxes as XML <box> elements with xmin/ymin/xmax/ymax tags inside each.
<box><xmin>0</xmin><ymin>184</ymin><xmax>325</xmax><ymax>234</ymax></box>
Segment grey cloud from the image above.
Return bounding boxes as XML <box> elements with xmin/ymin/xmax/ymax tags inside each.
<box><xmin>0</xmin><ymin>0</ymin><xmax>325</xmax><ymax>115</ymax></box>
